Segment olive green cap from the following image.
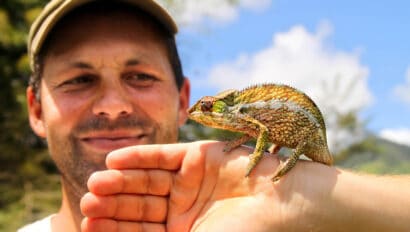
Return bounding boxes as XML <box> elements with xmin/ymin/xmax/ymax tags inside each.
<box><xmin>27</xmin><ymin>0</ymin><xmax>178</xmax><ymax>71</ymax></box>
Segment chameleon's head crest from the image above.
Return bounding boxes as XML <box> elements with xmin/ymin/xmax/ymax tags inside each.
<box><xmin>214</xmin><ymin>89</ymin><xmax>237</xmax><ymax>106</ymax></box>
<box><xmin>198</xmin><ymin>97</ymin><xmax>228</xmax><ymax>113</ymax></box>
<box><xmin>187</xmin><ymin>96</ymin><xmax>215</xmax><ymax>114</ymax></box>
<box><xmin>212</xmin><ymin>100</ymin><xmax>228</xmax><ymax>113</ymax></box>
<box><xmin>187</xmin><ymin>89</ymin><xmax>238</xmax><ymax>115</ymax></box>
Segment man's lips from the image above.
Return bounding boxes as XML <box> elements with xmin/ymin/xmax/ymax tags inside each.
<box><xmin>79</xmin><ymin>132</ymin><xmax>148</xmax><ymax>151</ymax></box>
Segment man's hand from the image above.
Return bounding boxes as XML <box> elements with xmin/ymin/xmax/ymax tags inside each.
<box><xmin>80</xmin><ymin>141</ymin><xmax>289</xmax><ymax>232</ymax></box>
<box><xmin>80</xmin><ymin>141</ymin><xmax>410</xmax><ymax>232</ymax></box>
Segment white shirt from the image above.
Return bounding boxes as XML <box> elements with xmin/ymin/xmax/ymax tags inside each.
<box><xmin>18</xmin><ymin>214</ymin><xmax>54</xmax><ymax>232</ymax></box>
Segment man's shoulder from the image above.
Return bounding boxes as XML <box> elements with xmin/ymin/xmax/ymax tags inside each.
<box><xmin>18</xmin><ymin>214</ymin><xmax>54</xmax><ymax>232</ymax></box>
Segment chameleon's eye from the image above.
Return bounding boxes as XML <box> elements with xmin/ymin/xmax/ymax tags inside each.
<box><xmin>200</xmin><ymin>100</ymin><xmax>213</xmax><ymax>112</ymax></box>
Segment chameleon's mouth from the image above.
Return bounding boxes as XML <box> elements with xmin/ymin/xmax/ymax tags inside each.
<box><xmin>188</xmin><ymin>111</ymin><xmax>222</xmax><ymax>117</ymax></box>
<box><xmin>187</xmin><ymin>111</ymin><xmax>225</xmax><ymax>128</ymax></box>
<box><xmin>187</xmin><ymin>111</ymin><xmax>208</xmax><ymax>119</ymax></box>
<box><xmin>187</xmin><ymin>107</ymin><xmax>195</xmax><ymax>114</ymax></box>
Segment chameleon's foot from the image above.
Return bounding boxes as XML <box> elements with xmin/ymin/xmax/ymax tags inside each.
<box><xmin>223</xmin><ymin>135</ymin><xmax>252</xmax><ymax>152</ymax></box>
<box><xmin>245</xmin><ymin>152</ymin><xmax>264</xmax><ymax>177</ymax></box>
<box><xmin>271</xmin><ymin>163</ymin><xmax>286</xmax><ymax>182</ymax></box>
<box><xmin>271</xmin><ymin>152</ymin><xmax>300</xmax><ymax>182</ymax></box>
<box><xmin>272</xmin><ymin>174</ymin><xmax>281</xmax><ymax>182</ymax></box>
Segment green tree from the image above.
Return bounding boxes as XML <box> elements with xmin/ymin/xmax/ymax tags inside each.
<box><xmin>0</xmin><ymin>1</ymin><xmax>60</xmax><ymax>231</ymax></box>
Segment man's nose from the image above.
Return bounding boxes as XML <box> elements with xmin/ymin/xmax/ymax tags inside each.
<box><xmin>92</xmin><ymin>84</ymin><xmax>133</xmax><ymax>119</ymax></box>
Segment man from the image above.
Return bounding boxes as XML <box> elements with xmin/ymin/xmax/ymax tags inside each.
<box><xmin>20</xmin><ymin>0</ymin><xmax>410</xmax><ymax>231</ymax></box>
<box><xmin>23</xmin><ymin>0</ymin><xmax>188</xmax><ymax>230</ymax></box>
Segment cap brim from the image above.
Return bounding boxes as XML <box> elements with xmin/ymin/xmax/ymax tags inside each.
<box><xmin>28</xmin><ymin>0</ymin><xmax>177</xmax><ymax>70</ymax></box>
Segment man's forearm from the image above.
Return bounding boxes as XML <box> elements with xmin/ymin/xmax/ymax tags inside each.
<box><xmin>331</xmin><ymin>170</ymin><xmax>410</xmax><ymax>231</ymax></box>
<box><xmin>293</xmin><ymin>163</ymin><xmax>410</xmax><ymax>231</ymax></box>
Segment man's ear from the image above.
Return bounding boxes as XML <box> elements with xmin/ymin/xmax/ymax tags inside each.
<box><xmin>178</xmin><ymin>77</ymin><xmax>191</xmax><ymax>126</ymax></box>
<box><xmin>27</xmin><ymin>86</ymin><xmax>46</xmax><ymax>138</ymax></box>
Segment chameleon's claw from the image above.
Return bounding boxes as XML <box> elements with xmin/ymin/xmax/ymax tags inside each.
<box><xmin>271</xmin><ymin>147</ymin><xmax>302</xmax><ymax>182</ymax></box>
<box><xmin>244</xmin><ymin>151</ymin><xmax>264</xmax><ymax>177</ymax></box>
<box><xmin>245</xmin><ymin>170</ymin><xmax>251</xmax><ymax>177</ymax></box>
<box><xmin>244</xmin><ymin>156</ymin><xmax>255</xmax><ymax>177</ymax></box>
<box><xmin>224</xmin><ymin>135</ymin><xmax>252</xmax><ymax>153</ymax></box>
<box><xmin>271</xmin><ymin>176</ymin><xmax>281</xmax><ymax>182</ymax></box>
<box><xmin>223</xmin><ymin>143</ymin><xmax>236</xmax><ymax>153</ymax></box>
<box><xmin>271</xmin><ymin>168</ymin><xmax>284</xmax><ymax>182</ymax></box>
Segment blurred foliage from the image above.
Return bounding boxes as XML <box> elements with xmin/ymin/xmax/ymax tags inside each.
<box><xmin>1</xmin><ymin>0</ymin><xmax>409</xmax><ymax>231</ymax></box>
<box><xmin>0</xmin><ymin>0</ymin><xmax>59</xmax><ymax>231</ymax></box>
<box><xmin>336</xmin><ymin>135</ymin><xmax>410</xmax><ymax>174</ymax></box>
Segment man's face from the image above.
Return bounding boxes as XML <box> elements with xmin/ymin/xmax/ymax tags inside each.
<box><xmin>27</xmin><ymin>12</ymin><xmax>190</xmax><ymax>196</ymax></box>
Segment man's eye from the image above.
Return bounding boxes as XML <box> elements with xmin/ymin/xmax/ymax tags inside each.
<box><xmin>124</xmin><ymin>73</ymin><xmax>158</xmax><ymax>87</ymax></box>
<box><xmin>57</xmin><ymin>74</ymin><xmax>97</xmax><ymax>92</ymax></box>
<box><xmin>63</xmin><ymin>75</ymin><xmax>96</xmax><ymax>86</ymax></box>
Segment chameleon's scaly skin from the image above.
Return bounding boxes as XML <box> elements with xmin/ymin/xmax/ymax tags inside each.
<box><xmin>188</xmin><ymin>83</ymin><xmax>333</xmax><ymax>181</ymax></box>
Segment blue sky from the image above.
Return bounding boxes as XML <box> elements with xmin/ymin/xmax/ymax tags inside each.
<box><xmin>161</xmin><ymin>0</ymin><xmax>410</xmax><ymax>147</ymax></box>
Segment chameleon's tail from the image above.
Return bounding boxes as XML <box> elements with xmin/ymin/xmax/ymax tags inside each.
<box><xmin>316</xmin><ymin>146</ymin><xmax>333</xmax><ymax>166</ymax></box>
<box><xmin>307</xmin><ymin>145</ymin><xmax>333</xmax><ymax>166</ymax></box>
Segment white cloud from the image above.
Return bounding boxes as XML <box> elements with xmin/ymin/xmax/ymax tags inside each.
<box><xmin>394</xmin><ymin>66</ymin><xmax>410</xmax><ymax>105</ymax></box>
<box><xmin>380</xmin><ymin>128</ymin><xmax>410</xmax><ymax>147</ymax></box>
<box><xmin>158</xmin><ymin>0</ymin><xmax>272</xmax><ymax>26</ymax></box>
<box><xmin>207</xmin><ymin>22</ymin><xmax>372</xmax><ymax>113</ymax></box>
<box><xmin>205</xmin><ymin>22</ymin><xmax>372</xmax><ymax>152</ymax></box>
<box><xmin>240</xmin><ymin>0</ymin><xmax>272</xmax><ymax>11</ymax></box>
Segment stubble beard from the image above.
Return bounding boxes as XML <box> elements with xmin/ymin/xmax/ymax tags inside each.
<box><xmin>47</xmin><ymin>114</ymin><xmax>179</xmax><ymax>199</ymax></box>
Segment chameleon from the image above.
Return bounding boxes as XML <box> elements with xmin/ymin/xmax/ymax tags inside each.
<box><xmin>187</xmin><ymin>83</ymin><xmax>333</xmax><ymax>181</ymax></box>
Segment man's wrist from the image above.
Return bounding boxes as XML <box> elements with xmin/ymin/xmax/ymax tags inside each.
<box><xmin>288</xmin><ymin>163</ymin><xmax>410</xmax><ymax>232</ymax></box>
